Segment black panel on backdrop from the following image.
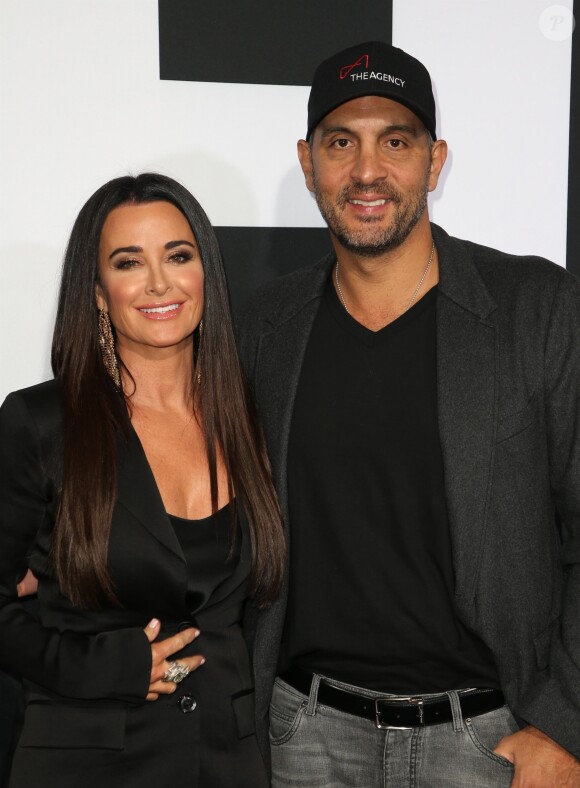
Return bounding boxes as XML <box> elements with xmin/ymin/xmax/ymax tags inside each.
<box><xmin>159</xmin><ymin>0</ymin><xmax>392</xmax><ymax>85</ymax></box>
<box><xmin>566</xmin><ymin>9</ymin><xmax>579</xmax><ymax>275</ymax></box>
<box><xmin>215</xmin><ymin>226</ymin><xmax>332</xmax><ymax>316</ymax></box>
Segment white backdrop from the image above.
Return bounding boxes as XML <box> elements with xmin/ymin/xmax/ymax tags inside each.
<box><xmin>0</xmin><ymin>0</ymin><xmax>573</xmax><ymax>402</ymax></box>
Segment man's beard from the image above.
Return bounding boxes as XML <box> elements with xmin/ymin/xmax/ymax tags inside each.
<box><xmin>312</xmin><ymin>168</ymin><xmax>431</xmax><ymax>258</ymax></box>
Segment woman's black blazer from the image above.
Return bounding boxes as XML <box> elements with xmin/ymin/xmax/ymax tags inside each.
<box><xmin>0</xmin><ymin>380</ymin><xmax>260</xmax><ymax>787</ymax></box>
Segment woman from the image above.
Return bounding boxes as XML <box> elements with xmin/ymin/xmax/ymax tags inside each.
<box><xmin>0</xmin><ymin>173</ymin><xmax>285</xmax><ymax>787</ymax></box>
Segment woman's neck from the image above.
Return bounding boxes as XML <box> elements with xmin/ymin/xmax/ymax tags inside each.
<box><xmin>118</xmin><ymin>341</ymin><xmax>196</xmax><ymax>412</ymax></box>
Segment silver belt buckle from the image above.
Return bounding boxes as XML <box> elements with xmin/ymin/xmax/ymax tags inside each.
<box><xmin>374</xmin><ymin>696</ymin><xmax>425</xmax><ymax>730</ymax></box>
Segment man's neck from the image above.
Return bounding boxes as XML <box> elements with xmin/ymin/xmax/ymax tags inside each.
<box><xmin>332</xmin><ymin>224</ymin><xmax>438</xmax><ymax>331</ymax></box>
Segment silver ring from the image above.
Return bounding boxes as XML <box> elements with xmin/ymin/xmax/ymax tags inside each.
<box><xmin>162</xmin><ymin>660</ymin><xmax>190</xmax><ymax>684</ymax></box>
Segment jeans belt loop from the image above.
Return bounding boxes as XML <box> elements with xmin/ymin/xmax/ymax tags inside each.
<box><xmin>375</xmin><ymin>696</ymin><xmax>425</xmax><ymax>730</ymax></box>
<box><xmin>306</xmin><ymin>674</ymin><xmax>321</xmax><ymax>717</ymax></box>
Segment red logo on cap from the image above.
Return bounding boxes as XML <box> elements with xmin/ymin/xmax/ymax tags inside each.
<box><xmin>340</xmin><ymin>54</ymin><xmax>369</xmax><ymax>80</ymax></box>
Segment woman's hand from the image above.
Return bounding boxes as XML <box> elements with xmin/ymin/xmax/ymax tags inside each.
<box><xmin>17</xmin><ymin>569</ymin><xmax>38</xmax><ymax>597</ymax></box>
<box><xmin>143</xmin><ymin>618</ymin><xmax>205</xmax><ymax>701</ymax></box>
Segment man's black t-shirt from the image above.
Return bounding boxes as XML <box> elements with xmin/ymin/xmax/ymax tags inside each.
<box><xmin>281</xmin><ymin>276</ymin><xmax>499</xmax><ymax>693</ymax></box>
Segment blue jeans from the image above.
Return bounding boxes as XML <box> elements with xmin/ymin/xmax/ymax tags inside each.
<box><xmin>270</xmin><ymin>675</ymin><xmax>519</xmax><ymax>787</ymax></box>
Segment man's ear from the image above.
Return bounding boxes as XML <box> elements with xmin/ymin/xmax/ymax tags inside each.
<box><xmin>297</xmin><ymin>139</ymin><xmax>315</xmax><ymax>193</ymax></box>
<box><xmin>428</xmin><ymin>139</ymin><xmax>448</xmax><ymax>193</ymax></box>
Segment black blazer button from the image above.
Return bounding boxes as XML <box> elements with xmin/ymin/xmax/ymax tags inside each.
<box><xmin>178</xmin><ymin>694</ymin><xmax>197</xmax><ymax>714</ymax></box>
<box><xmin>177</xmin><ymin>620</ymin><xmax>197</xmax><ymax>631</ymax></box>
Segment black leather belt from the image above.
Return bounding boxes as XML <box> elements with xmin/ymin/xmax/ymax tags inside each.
<box><xmin>280</xmin><ymin>666</ymin><xmax>505</xmax><ymax>730</ymax></box>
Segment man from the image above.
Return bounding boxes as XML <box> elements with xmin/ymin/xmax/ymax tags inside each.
<box><xmin>240</xmin><ymin>41</ymin><xmax>580</xmax><ymax>786</ymax></box>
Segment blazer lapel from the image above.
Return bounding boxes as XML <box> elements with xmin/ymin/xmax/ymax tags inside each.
<box><xmin>115</xmin><ymin>427</ymin><xmax>184</xmax><ymax>560</ymax></box>
<box><xmin>250</xmin><ymin>257</ymin><xmax>333</xmax><ymax>713</ymax></box>
<box><xmin>434</xmin><ymin>225</ymin><xmax>499</xmax><ymax>605</ymax></box>
<box><xmin>253</xmin><ymin>256</ymin><xmax>334</xmax><ymax>517</ymax></box>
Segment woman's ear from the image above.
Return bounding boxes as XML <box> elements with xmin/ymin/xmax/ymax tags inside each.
<box><xmin>95</xmin><ymin>283</ymin><xmax>107</xmax><ymax>312</ymax></box>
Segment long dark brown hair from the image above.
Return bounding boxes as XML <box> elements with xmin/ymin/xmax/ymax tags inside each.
<box><xmin>51</xmin><ymin>173</ymin><xmax>284</xmax><ymax>608</ymax></box>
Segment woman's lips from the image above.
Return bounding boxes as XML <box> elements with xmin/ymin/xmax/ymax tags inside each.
<box><xmin>137</xmin><ymin>302</ymin><xmax>184</xmax><ymax>319</ymax></box>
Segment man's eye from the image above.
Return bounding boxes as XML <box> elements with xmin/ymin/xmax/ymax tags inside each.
<box><xmin>332</xmin><ymin>138</ymin><xmax>351</xmax><ymax>149</ymax></box>
<box><xmin>387</xmin><ymin>139</ymin><xmax>404</xmax><ymax>149</ymax></box>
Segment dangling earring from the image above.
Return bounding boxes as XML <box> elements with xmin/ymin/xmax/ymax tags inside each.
<box><xmin>196</xmin><ymin>319</ymin><xmax>203</xmax><ymax>385</ymax></box>
<box><xmin>98</xmin><ymin>309</ymin><xmax>121</xmax><ymax>389</ymax></box>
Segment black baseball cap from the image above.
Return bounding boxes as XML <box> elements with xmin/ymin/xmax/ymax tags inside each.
<box><xmin>306</xmin><ymin>41</ymin><xmax>437</xmax><ymax>141</ymax></box>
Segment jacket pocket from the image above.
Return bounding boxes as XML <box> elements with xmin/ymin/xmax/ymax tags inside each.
<box><xmin>231</xmin><ymin>689</ymin><xmax>256</xmax><ymax>739</ymax></box>
<box><xmin>533</xmin><ymin>616</ymin><xmax>559</xmax><ymax>670</ymax></box>
<box><xmin>495</xmin><ymin>392</ymin><xmax>538</xmax><ymax>445</ymax></box>
<box><xmin>19</xmin><ymin>703</ymin><xmax>126</xmax><ymax>750</ymax></box>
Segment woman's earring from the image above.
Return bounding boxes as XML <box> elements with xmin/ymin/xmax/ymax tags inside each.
<box><xmin>98</xmin><ymin>309</ymin><xmax>121</xmax><ymax>389</ymax></box>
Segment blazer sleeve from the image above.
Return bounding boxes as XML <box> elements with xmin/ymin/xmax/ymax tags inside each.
<box><xmin>0</xmin><ymin>390</ymin><xmax>152</xmax><ymax>703</ymax></box>
<box><xmin>520</xmin><ymin>273</ymin><xmax>580</xmax><ymax>757</ymax></box>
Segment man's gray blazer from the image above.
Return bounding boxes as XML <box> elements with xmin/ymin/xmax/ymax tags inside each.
<box><xmin>239</xmin><ymin>223</ymin><xmax>580</xmax><ymax>761</ymax></box>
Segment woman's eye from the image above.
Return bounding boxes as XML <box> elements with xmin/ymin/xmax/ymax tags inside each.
<box><xmin>169</xmin><ymin>251</ymin><xmax>192</xmax><ymax>264</ymax></box>
<box><xmin>115</xmin><ymin>258</ymin><xmax>139</xmax><ymax>270</ymax></box>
